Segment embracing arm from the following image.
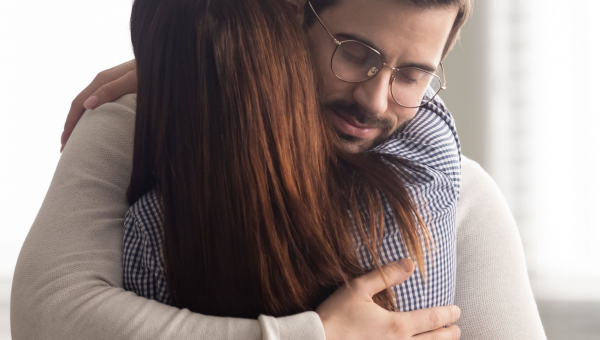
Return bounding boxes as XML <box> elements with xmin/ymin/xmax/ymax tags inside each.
<box><xmin>454</xmin><ymin>158</ymin><xmax>547</xmax><ymax>340</ymax></box>
<box><xmin>11</xmin><ymin>94</ymin><xmax>323</xmax><ymax>340</ymax></box>
<box><xmin>13</xmin><ymin>93</ymin><xmax>460</xmax><ymax>340</ymax></box>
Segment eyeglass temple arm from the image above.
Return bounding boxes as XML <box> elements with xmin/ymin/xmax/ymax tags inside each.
<box><xmin>307</xmin><ymin>1</ymin><xmax>341</xmax><ymax>45</ymax></box>
<box><xmin>439</xmin><ymin>63</ymin><xmax>447</xmax><ymax>90</ymax></box>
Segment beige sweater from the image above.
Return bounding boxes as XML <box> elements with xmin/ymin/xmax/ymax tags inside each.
<box><xmin>10</xmin><ymin>94</ymin><xmax>547</xmax><ymax>340</ymax></box>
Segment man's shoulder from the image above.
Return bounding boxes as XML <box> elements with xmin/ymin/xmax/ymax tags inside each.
<box><xmin>77</xmin><ymin>93</ymin><xmax>137</xmax><ymax>138</ymax></box>
<box><xmin>460</xmin><ymin>157</ymin><xmax>485</xmax><ymax>184</ymax></box>
<box><xmin>458</xmin><ymin>156</ymin><xmax>515</xmax><ymax>233</ymax></box>
<box><xmin>460</xmin><ymin>156</ymin><xmax>499</xmax><ymax>198</ymax></box>
<box><xmin>109</xmin><ymin>93</ymin><xmax>137</xmax><ymax>113</ymax></box>
<box><xmin>85</xmin><ymin>93</ymin><xmax>137</xmax><ymax>121</ymax></box>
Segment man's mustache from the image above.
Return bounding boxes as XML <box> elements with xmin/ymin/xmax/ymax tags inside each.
<box><xmin>322</xmin><ymin>99</ymin><xmax>394</xmax><ymax>131</ymax></box>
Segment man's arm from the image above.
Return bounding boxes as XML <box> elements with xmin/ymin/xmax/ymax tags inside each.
<box><xmin>12</xmin><ymin>93</ymin><xmax>460</xmax><ymax>340</ymax></box>
<box><xmin>455</xmin><ymin>157</ymin><xmax>547</xmax><ymax>340</ymax></box>
<box><xmin>12</xmin><ymin>94</ymin><xmax>323</xmax><ymax>340</ymax></box>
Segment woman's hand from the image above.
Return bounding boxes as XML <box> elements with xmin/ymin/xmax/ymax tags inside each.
<box><xmin>61</xmin><ymin>60</ymin><xmax>138</xmax><ymax>152</ymax></box>
<box><xmin>317</xmin><ymin>259</ymin><xmax>461</xmax><ymax>340</ymax></box>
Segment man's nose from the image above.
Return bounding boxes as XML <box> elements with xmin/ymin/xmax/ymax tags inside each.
<box><xmin>352</xmin><ymin>68</ymin><xmax>394</xmax><ymax>116</ymax></box>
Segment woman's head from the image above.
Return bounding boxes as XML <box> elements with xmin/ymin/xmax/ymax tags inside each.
<box><xmin>128</xmin><ymin>0</ymin><xmax>429</xmax><ymax>317</ymax></box>
<box><xmin>129</xmin><ymin>0</ymin><xmax>328</xmax><ymax>195</ymax></box>
<box><xmin>129</xmin><ymin>0</ymin><xmax>350</xmax><ymax>317</ymax></box>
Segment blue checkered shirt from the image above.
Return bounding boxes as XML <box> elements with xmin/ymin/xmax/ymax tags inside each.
<box><xmin>123</xmin><ymin>92</ymin><xmax>461</xmax><ymax>312</ymax></box>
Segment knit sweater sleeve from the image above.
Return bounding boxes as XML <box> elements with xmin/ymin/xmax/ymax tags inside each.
<box><xmin>10</xmin><ymin>94</ymin><xmax>325</xmax><ymax>340</ymax></box>
<box><xmin>454</xmin><ymin>158</ymin><xmax>547</xmax><ymax>340</ymax></box>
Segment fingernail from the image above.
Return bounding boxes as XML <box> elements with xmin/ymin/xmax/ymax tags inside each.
<box><xmin>83</xmin><ymin>95</ymin><xmax>99</xmax><ymax>109</ymax></box>
<box><xmin>400</xmin><ymin>259</ymin><xmax>412</xmax><ymax>272</ymax></box>
<box><xmin>454</xmin><ymin>305</ymin><xmax>461</xmax><ymax>319</ymax></box>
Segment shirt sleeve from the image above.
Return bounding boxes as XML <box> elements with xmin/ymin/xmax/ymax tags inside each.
<box><xmin>372</xmin><ymin>94</ymin><xmax>462</xmax><ymax>198</ymax></box>
<box><xmin>367</xmin><ymin>94</ymin><xmax>461</xmax><ymax>309</ymax></box>
<box><xmin>123</xmin><ymin>207</ymin><xmax>172</xmax><ymax>305</ymax></box>
<box><xmin>10</xmin><ymin>94</ymin><xmax>326</xmax><ymax>340</ymax></box>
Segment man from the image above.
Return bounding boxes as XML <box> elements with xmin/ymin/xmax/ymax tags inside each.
<box><xmin>11</xmin><ymin>0</ymin><xmax>547</xmax><ymax>339</ymax></box>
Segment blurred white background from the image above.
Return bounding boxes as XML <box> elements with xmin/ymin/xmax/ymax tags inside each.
<box><xmin>442</xmin><ymin>0</ymin><xmax>600</xmax><ymax>338</ymax></box>
<box><xmin>1</xmin><ymin>0</ymin><xmax>599</xmax><ymax>339</ymax></box>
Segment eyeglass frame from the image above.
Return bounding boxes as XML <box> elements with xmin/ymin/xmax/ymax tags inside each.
<box><xmin>307</xmin><ymin>0</ymin><xmax>447</xmax><ymax>109</ymax></box>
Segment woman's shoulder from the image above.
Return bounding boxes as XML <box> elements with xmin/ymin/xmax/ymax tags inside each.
<box><xmin>386</xmin><ymin>93</ymin><xmax>460</xmax><ymax>159</ymax></box>
<box><xmin>125</xmin><ymin>189</ymin><xmax>163</xmax><ymax>235</ymax></box>
<box><xmin>123</xmin><ymin>189</ymin><xmax>171</xmax><ymax>304</ymax></box>
<box><xmin>123</xmin><ymin>189</ymin><xmax>165</xmax><ymax>270</ymax></box>
<box><xmin>373</xmin><ymin>93</ymin><xmax>461</xmax><ymax>196</ymax></box>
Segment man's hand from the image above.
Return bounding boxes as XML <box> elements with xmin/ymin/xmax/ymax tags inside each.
<box><xmin>61</xmin><ymin>60</ymin><xmax>138</xmax><ymax>152</ymax></box>
<box><xmin>317</xmin><ymin>259</ymin><xmax>461</xmax><ymax>340</ymax></box>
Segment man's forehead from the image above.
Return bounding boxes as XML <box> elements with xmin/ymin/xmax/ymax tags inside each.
<box><xmin>317</xmin><ymin>0</ymin><xmax>458</xmax><ymax>66</ymax></box>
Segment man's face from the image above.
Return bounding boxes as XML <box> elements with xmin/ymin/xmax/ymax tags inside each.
<box><xmin>306</xmin><ymin>0</ymin><xmax>458</xmax><ymax>153</ymax></box>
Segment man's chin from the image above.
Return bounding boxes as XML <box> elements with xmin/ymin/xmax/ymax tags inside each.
<box><xmin>337</xmin><ymin>133</ymin><xmax>375</xmax><ymax>153</ymax></box>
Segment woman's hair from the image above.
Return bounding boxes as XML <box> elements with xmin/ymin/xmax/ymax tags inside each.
<box><xmin>128</xmin><ymin>0</ymin><xmax>430</xmax><ymax>318</ymax></box>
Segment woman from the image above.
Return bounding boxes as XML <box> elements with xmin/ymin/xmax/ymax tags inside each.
<box><xmin>123</xmin><ymin>0</ymin><xmax>460</xmax><ymax>318</ymax></box>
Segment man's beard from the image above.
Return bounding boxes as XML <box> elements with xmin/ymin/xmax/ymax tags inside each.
<box><xmin>321</xmin><ymin>99</ymin><xmax>398</xmax><ymax>152</ymax></box>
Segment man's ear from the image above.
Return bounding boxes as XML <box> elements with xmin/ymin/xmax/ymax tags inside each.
<box><xmin>283</xmin><ymin>0</ymin><xmax>307</xmax><ymax>24</ymax></box>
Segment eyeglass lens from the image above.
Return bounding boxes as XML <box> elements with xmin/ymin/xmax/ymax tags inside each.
<box><xmin>331</xmin><ymin>41</ymin><xmax>441</xmax><ymax>107</ymax></box>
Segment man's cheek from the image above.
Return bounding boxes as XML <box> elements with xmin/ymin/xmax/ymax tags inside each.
<box><xmin>394</xmin><ymin>107</ymin><xmax>419</xmax><ymax>129</ymax></box>
<box><xmin>319</xmin><ymin>77</ymin><xmax>352</xmax><ymax>103</ymax></box>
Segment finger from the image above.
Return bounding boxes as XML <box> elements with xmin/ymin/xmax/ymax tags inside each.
<box><xmin>404</xmin><ymin>305</ymin><xmax>461</xmax><ymax>335</ymax></box>
<box><xmin>352</xmin><ymin>259</ymin><xmax>415</xmax><ymax>298</ymax></box>
<box><xmin>61</xmin><ymin>60</ymin><xmax>136</xmax><ymax>149</ymax></box>
<box><xmin>62</xmin><ymin>70</ymin><xmax>137</xmax><ymax>149</ymax></box>
<box><xmin>60</xmin><ymin>131</ymin><xmax>67</xmax><ymax>152</ymax></box>
<box><xmin>87</xmin><ymin>69</ymin><xmax>138</xmax><ymax>109</ymax></box>
<box><xmin>413</xmin><ymin>325</ymin><xmax>461</xmax><ymax>340</ymax></box>
<box><xmin>68</xmin><ymin>61</ymin><xmax>136</xmax><ymax>120</ymax></box>
<box><xmin>62</xmin><ymin>91</ymin><xmax>93</xmax><ymax>148</ymax></box>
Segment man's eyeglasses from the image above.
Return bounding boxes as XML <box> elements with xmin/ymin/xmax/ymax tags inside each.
<box><xmin>307</xmin><ymin>1</ymin><xmax>446</xmax><ymax>108</ymax></box>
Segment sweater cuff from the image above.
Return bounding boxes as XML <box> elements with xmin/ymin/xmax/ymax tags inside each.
<box><xmin>258</xmin><ymin>312</ymin><xmax>326</xmax><ymax>340</ymax></box>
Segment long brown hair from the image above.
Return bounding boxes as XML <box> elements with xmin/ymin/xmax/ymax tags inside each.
<box><xmin>128</xmin><ymin>0</ymin><xmax>429</xmax><ymax>318</ymax></box>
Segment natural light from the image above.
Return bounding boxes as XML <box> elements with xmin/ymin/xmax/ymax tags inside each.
<box><xmin>2</xmin><ymin>0</ymin><xmax>599</xmax><ymax>339</ymax></box>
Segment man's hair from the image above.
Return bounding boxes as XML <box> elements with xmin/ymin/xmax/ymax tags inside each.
<box><xmin>304</xmin><ymin>0</ymin><xmax>473</xmax><ymax>59</ymax></box>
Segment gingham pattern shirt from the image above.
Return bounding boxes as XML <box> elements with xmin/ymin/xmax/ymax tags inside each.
<box><xmin>123</xmin><ymin>91</ymin><xmax>461</xmax><ymax>312</ymax></box>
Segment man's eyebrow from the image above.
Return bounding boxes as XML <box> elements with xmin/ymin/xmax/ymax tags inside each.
<box><xmin>335</xmin><ymin>32</ymin><xmax>382</xmax><ymax>53</ymax></box>
<box><xmin>398</xmin><ymin>62</ymin><xmax>438</xmax><ymax>74</ymax></box>
<box><xmin>335</xmin><ymin>32</ymin><xmax>439</xmax><ymax>74</ymax></box>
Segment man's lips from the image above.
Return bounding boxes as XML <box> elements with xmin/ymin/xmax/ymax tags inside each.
<box><xmin>327</xmin><ymin>109</ymin><xmax>379</xmax><ymax>139</ymax></box>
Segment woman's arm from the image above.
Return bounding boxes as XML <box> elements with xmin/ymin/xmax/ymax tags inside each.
<box><xmin>61</xmin><ymin>60</ymin><xmax>137</xmax><ymax>152</ymax></box>
<box><xmin>455</xmin><ymin>157</ymin><xmax>547</xmax><ymax>340</ymax></box>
